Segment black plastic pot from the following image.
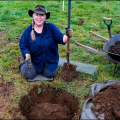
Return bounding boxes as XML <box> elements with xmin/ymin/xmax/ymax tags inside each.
<box><xmin>103</xmin><ymin>34</ymin><xmax>120</xmax><ymax>61</ymax></box>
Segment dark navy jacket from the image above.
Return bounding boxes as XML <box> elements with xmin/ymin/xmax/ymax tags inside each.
<box><xmin>19</xmin><ymin>22</ymin><xmax>65</xmax><ymax>73</ymax></box>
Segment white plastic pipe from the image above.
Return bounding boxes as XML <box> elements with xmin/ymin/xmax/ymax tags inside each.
<box><xmin>63</xmin><ymin>0</ymin><xmax>64</xmax><ymax>11</ymax></box>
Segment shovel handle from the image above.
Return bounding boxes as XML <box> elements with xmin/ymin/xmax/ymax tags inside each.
<box><xmin>103</xmin><ymin>17</ymin><xmax>112</xmax><ymax>39</ymax></box>
<box><xmin>103</xmin><ymin>17</ymin><xmax>112</xmax><ymax>27</ymax></box>
<box><xmin>66</xmin><ymin>0</ymin><xmax>71</xmax><ymax>64</ymax></box>
<box><xmin>103</xmin><ymin>17</ymin><xmax>112</xmax><ymax>21</ymax></box>
<box><xmin>67</xmin><ymin>36</ymin><xmax>70</xmax><ymax>53</ymax></box>
<box><xmin>67</xmin><ymin>36</ymin><xmax>70</xmax><ymax>63</ymax></box>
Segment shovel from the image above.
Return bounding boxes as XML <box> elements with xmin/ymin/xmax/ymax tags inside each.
<box><xmin>103</xmin><ymin>17</ymin><xmax>112</xmax><ymax>39</ymax></box>
<box><xmin>66</xmin><ymin>0</ymin><xmax>71</xmax><ymax>64</ymax></box>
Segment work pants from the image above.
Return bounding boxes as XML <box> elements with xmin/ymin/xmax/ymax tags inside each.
<box><xmin>19</xmin><ymin>62</ymin><xmax>57</xmax><ymax>79</ymax></box>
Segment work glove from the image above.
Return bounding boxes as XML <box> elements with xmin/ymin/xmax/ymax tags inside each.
<box><xmin>25</xmin><ymin>54</ymin><xmax>32</xmax><ymax>69</ymax></box>
<box><xmin>25</xmin><ymin>54</ymin><xmax>31</xmax><ymax>62</ymax></box>
<box><xmin>66</xmin><ymin>28</ymin><xmax>73</xmax><ymax>38</ymax></box>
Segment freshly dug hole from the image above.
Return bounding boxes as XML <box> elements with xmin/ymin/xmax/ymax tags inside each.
<box><xmin>19</xmin><ymin>85</ymin><xmax>80</xmax><ymax>120</ymax></box>
<box><xmin>92</xmin><ymin>84</ymin><xmax>120</xmax><ymax>120</ymax></box>
<box><xmin>62</xmin><ymin>62</ymin><xmax>78</xmax><ymax>82</ymax></box>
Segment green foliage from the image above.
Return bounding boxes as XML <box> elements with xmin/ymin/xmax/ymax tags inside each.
<box><xmin>37</xmin><ymin>87</ymin><xmax>41</xmax><ymax>94</ymax></box>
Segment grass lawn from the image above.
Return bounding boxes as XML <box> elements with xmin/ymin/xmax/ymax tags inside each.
<box><xmin>0</xmin><ymin>1</ymin><xmax>120</xmax><ymax>119</ymax></box>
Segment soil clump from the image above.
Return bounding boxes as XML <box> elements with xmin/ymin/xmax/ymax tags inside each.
<box><xmin>61</xmin><ymin>62</ymin><xmax>78</xmax><ymax>82</ymax></box>
<box><xmin>108</xmin><ymin>41</ymin><xmax>120</xmax><ymax>54</ymax></box>
<box><xmin>19</xmin><ymin>85</ymin><xmax>80</xmax><ymax>120</ymax></box>
<box><xmin>92</xmin><ymin>84</ymin><xmax>120</xmax><ymax>120</ymax></box>
<box><xmin>78</xmin><ymin>19</ymin><xmax>85</xmax><ymax>26</ymax></box>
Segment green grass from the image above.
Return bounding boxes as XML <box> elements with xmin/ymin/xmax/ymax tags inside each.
<box><xmin>0</xmin><ymin>1</ymin><xmax>120</xmax><ymax>118</ymax></box>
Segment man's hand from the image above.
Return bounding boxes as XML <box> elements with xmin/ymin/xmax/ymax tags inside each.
<box><xmin>66</xmin><ymin>28</ymin><xmax>73</xmax><ymax>38</ymax></box>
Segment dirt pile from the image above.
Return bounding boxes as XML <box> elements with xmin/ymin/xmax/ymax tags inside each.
<box><xmin>19</xmin><ymin>85</ymin><xmax>80</xmax><ymax>120</ymax></box>
<box><xmin>92</xmin><ymin>84</ymin><xmax>120</xmax><ymax>120</ymax></box>
<box><xmin>61</xmin><ymin>62</ymin><xmax>78</xmax><ymax>82</ymax></box>
<box><xmin>108</xmin><ymin>41</ymin><xmax>120</xmax><ymax>54</ymax></box>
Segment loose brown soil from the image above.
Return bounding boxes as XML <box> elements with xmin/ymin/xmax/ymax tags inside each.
<box><xmin>108</xmin><ymin>41</ymin><xmax>120</xmax><ymax>54</ymax></box>
<box><xmin>19</xmin><ymin>85</ymin><xmax>80</xmax><ymax>120</ymax></box>
<box><xmin>0</xmin><ymin>79</ymin><xmax>17</xmax><ymax>119</ymax></box>
<box><xmin>61</xmin><ymin>62</ymin><xmax>78</xmax><ymax>82</ymax></box>
<box><xmin>92</xmin><ymin>84</ymin><xmax>120</xmax><ymax>120</ymax></box>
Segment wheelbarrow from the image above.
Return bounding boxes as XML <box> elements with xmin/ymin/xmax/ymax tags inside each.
<box><xmin>75</xmin><ymin>17</ymin><xmax>120</xmax><ymax>76</ymax></box>
<box><xmin>103</xmin><ymin>34</ymin><xmax>120</xmax><ymax>62</ymax></box>
<box><xmin>103</xmin><ymin>17</ymin><xmax>120</xmax><ymax>75</ymax></box>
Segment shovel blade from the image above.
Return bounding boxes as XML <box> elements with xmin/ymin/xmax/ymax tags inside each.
<box><xmin>58</xmin><ymin>58</ymin><xmax>97</xmax><ymax>75</ymax></box>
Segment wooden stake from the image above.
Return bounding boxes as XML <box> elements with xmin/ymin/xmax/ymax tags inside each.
<box><xmin>75</xmin><ymin>42</ymin><xmax>120</xmax><ymax>65</ymax></box>
<box><xmin>75</xmin><ymin>42</ymin><xmax>104</xmax><ymax>56</ymax></box>
<box><xmin>90</xmin><ymin>31</ymin><xmax>109</xmax><ymax>42</ymax></box>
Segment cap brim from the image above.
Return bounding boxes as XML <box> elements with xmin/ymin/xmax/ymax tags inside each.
<box><xmin>28</xmin><ymin>10</ymin><xmax>50</xmax><ymax>19</ymax></box>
